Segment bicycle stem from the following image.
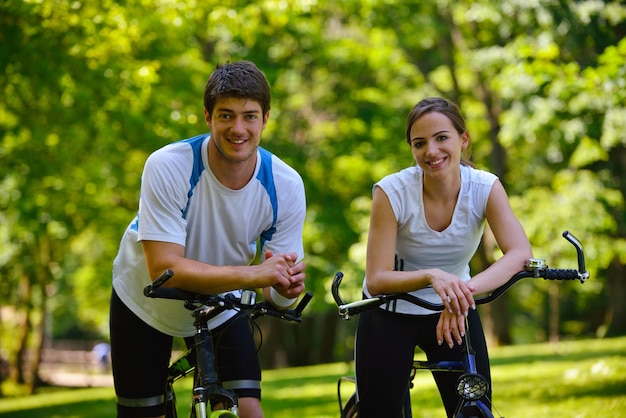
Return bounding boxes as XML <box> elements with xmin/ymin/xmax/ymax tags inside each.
<box><xmin>462</xmin><ymin>316</ymin><xmax>478</xmax><ymax>374</ymax></box>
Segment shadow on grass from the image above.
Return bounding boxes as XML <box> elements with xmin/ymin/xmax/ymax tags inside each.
<box><xmin>2</xmin><ymin>337</ymin><xmax>624</xmax><ymax>418</ymax></box>
<box><xmin>264</xmin><ymin>392</ymin><xmax>339</xmax><ymax>411</ymax></box>
<box><xmin>566</xmin><ymin>378</ymin><xmax>626</xmax><ymax>398</ymax></box>
<box><xmin>0</xmin><ymin>398</ymin><xmax>116</xmax><ymax>418</ymax></box>
<box><xmin>495</xmin><ymin>372</ymin><xmax>626</xmax><ymax>397</ymax></box>
<box><xmin>489</xmin><ymin>338</ymin><xmax>626</xmax><ymax>367</ymax></box>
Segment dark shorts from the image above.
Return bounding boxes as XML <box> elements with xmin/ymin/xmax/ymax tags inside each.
<box><xmin>110</xmin><ymin>289</ymin><xmax>261</xmax><ymax>418</ymax></box>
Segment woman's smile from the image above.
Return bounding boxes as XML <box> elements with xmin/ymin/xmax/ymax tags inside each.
<box><xmin>427</xmin><ymin>157</ymin><xmax>446</xmax><ymax>168</ymax></box>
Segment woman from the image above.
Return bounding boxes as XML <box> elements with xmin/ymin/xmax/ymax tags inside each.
<box><xmin>355</xmin><ymin>97</ymin><xmax>532</xmax><ymax>417</ymax></box>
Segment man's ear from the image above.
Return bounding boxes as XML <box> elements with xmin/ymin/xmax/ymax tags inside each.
<box><xmin>204</xmin><ymin>108</ymin><xmax>212</xmax><ymax>128</ymax></box>
<box><xmin>262</xmin><ymin>111</ymin><xmax>270</xmax><ymax>129</ymax></box>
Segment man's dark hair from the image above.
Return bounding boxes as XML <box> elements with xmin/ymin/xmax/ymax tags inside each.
<box><xmin>204</xmin><ymin>61</ymin><xmax>271</xmax><ymax>116</ymax></box>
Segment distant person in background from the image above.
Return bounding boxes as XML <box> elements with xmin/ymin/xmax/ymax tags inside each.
<box><xmin>92</xmin><ymin>342</ymin><xmax>111</xmax><ymax>373</ymax></box>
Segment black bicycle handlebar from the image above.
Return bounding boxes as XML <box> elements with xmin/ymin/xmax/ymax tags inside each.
<box><xmin>332</xmin><ymin>230</ymin><xmax>589</xmax><ymax>319</ymax></box>
<box><xmin>143</xmin><ymin>270</ymin><xmax>313</xmax><ymax>323</ymax></box>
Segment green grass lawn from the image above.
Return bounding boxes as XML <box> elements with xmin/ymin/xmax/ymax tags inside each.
<box><xmin>1</xmin><ymin>336</ymin><xmax>625</xmax><ymax>417</ymax></box>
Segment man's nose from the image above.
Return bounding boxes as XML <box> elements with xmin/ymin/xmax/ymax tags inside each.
<box><xmin>231</xmin><ymin>116</ymin><xmax>246</xmax><ymax>133</ymax></box>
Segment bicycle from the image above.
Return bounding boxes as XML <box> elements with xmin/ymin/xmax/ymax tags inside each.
<box><xmin>331</xmin><ymin>230</ymin><xmax>589</xmax><ymax>418</ymax></box>
<box><xmin>143</xmin><ymin>270</ymin><xmax>313</xmax><ymax>418</ymax></box>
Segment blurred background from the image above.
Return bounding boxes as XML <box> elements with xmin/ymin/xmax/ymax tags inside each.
<box><xmin>1</xmin><ymin>0</ymin><xmax>625</xmax><ymax>396</ymax></box>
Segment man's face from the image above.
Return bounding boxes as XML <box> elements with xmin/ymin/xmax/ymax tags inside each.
<box><xmin>205</xmin><ymin>97</ymin><xmax>269</xmax><ymax>164</ymax></box>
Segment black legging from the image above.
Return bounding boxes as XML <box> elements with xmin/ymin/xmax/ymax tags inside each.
<box><xmin>109</xmin><ymin>289</ymin><xmax>261</xmax><ymax>418</ymax></box>
<box><xmin>355</xmin><ymin>308</ymin><xmax>491</xmax><ymax>418</ymax></box>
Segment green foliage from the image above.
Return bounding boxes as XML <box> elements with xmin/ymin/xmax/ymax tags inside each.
<box><xmin>1</xmin><ymin>0</ymin><xmax>625</xmax><ymax>387</ymax></box>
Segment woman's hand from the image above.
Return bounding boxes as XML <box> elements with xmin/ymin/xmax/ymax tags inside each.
<box><xmin>436</xmin><ymin>309</ymin><xmax>467</xmax><ymax>348</ymax></box>
<box><xmin>429</xmin><ymin>270</ymin><xmax>475</xmax><ymax>347</ymax></box>
<box><xmin>429</xmin><ymin>269</ymin><xmax>476</xmax><ymax>316</ymax></box>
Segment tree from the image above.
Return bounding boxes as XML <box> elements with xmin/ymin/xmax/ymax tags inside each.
<box><xmin>1</xmin><ymin>0</ymin><xmax>625</xmax><ymax>394</ymax></box>
<box><xmin>0</xmin><ymin>0</ymin><xmax>209</xmax><ymax>391</ymax></box>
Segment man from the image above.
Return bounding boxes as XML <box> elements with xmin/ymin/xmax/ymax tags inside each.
<box><xmin>110</xmin><ymin>60</ymin><xmax>307</xmax><ymax>418</ymax></box>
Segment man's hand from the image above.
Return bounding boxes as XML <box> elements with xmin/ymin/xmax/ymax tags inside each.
<box><xmin>262</xmin><ymin>251</ymin><xmax>306</xmax><ymax>307</ymax></box>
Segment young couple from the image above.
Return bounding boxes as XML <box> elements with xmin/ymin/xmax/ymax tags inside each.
<box><xmin>110</xmin><ymin>60</ymin><xmax>531</xmax><ymax>418</ymax></box>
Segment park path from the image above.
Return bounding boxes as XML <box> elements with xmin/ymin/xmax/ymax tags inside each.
<box><xmin>39</xmin><ymin>345</ymin><xmax>114</xmax><ymax>388</ymax></box>
<box><xmin>39</xmin><ymin>369</ymin><xmax>114</xmax><ymax>388</ymax></box>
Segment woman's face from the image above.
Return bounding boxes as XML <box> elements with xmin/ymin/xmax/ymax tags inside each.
<box><xmin>408</xmin><ymin>111</ymin><xmax>469</xmax><ymax>179</ymax></box>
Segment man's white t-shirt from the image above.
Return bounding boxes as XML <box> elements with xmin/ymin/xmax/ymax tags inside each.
<box><xmin>112</xmin><ymin>134</ymin><xmax>306</xmax><ymax>337</ymax></box>
<box><xmin>363</xmin><ymin>164</ymin><xmax>497</xmax><ymax>315</ymax></box>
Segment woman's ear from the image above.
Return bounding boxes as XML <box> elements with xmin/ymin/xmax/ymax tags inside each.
<box><xmin>461</xmin><ymin>131</ymin><xmax>470</xmax><ymax>149</ymax></box>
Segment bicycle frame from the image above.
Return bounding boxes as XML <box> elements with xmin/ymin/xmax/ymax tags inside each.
<box><xmin>336</xmin><ymin>315</ymin><xmax>492</xmax><ymax>418</ymax></box>
<box><xmin>333</xmin><ymin>230</ymin><xmax>588</xmax><ymax>418</ymax></box>
<box><xmin>165</xmin><ymin>351</ymin><xmax>194</xmax><ymax>417</ymax></box>
<box><xmin>144</xmin><ymin>273</ymin><xmax>313</xmax><ymax>418</ymax></box>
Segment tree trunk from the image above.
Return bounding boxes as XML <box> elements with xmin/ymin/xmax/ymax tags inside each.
<box><xmin>605</xmin><ymin>258</ymin><xmax>626</xmax><ymax>337</ymax></box>
<box><xmin>257</xmin><ymin>316</ymin><xmax>287</xmax><ymax>369</ymax></box>
<box><xmin>484</xmin><ymin>295</ymin><xmax>512</xmax><ymax>346</ymax></box>
<box><xmin>31</xmin><ymin>283</ymin><xmax>49</xmax><ymax>390</ymax></box>
<box><xmin>318</xmin><ymin>311</ymin><xmax>338</xmax><ymax>364</ymax></box>
<box><xmin>257</xmin><ymin>311</ymin><xmax>325</xmax><ymax>368</ymax></box>
<box><xmin>473</xmin><ymin>231</ymin><xmax>512</xmax><ymax>346</ymax></box>
<box><xmin>548</xmin><ymin>282</ymin><xmax>560</xmax><ymax>344</ymax></box>
<box><xmin>15</xmin><ymin>275</ymin><xmax>33</xmax><ymax>390</ymax></box>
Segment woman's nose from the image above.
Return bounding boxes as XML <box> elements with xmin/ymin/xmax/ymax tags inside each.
<box><xmin>425</xmin><ymin>140</ymin><xmax>438</xmax><ymax>155</ymax></box>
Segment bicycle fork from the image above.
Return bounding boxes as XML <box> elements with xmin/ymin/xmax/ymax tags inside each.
<box><xmin>192</xmin><ymin>311</ymin><xmax>239</xmax><ymax>418</ymax></box>
<box><xmin>453</xmin><ymin>317</ymin><xmax>493</xmax><ymax>418</ymax></box>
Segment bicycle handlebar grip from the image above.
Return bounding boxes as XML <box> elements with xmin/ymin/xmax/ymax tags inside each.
<box><xmin>543</xmin><ymin>268</ymin><xmax>580</xmax><ymax>281</ymax></box>
<box><xmin>144</xmin><ymin>287</ymin><xmax>195</xmax><ymax>301</ymax></box>
<box><xmin>294</xmin><ymin>291</ymin><xmax>314</xmax><ymax>316</ymax></box>
<box><xmin>331</xmin><ymin>272</ymin><xmax>345</xmax><ymax>306</ymax></box>
<box><xmin>152</xmin><ymin>269</ymin><xmax>174</xmax><ymax>289</ymax></box>
<box><xmin>143</xmin><ymin>269</ymin><xmax>174</xmax><ymax>297</ymax></box>
<box><xmin>562</xmin><ymin>230</ymin><xmax>588</xmax><ymax>276</ymax></box>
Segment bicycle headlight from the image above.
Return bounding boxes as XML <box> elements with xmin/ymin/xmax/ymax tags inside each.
<box><xmin>456</xmin><ymin>372</ymin><xmax>489</xmax><ymax>400</ymax></box>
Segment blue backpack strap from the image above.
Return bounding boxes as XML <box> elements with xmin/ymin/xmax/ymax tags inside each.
<box><xmin>181</xmin><ymin>134</ymin><xmax>207</xmax><ymax>219</ymax></box>
<box><xmin>256</xmin><ymin>147</ymin><xmax>278</xmax><ymax>248</ymax></box>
